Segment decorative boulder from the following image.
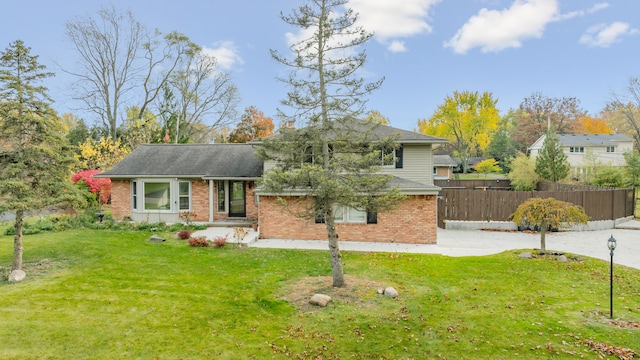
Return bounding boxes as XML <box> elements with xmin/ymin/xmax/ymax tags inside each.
<box><xmin>309</xmin><ymin>294</ymin><xmax>332</xmax><ymax>307</ymax></box>
<box><xmin>8</xmin><ymin>269</ymin><xmax>26</xmax><ymax>283</ymax></box>
<box><xmin>383</xmin><ymin>287</ymin><xmax>399</xmax><ymax>299</ymax></box>
<box><xmin>149</xmin><ymin>234</ymin><xmax>166</xmax><ymax>243</ymax></box>
<box><xmin>557</xmin><ymin>255</ymin><xmax>568</xmax><ymax>263</ymax></box>
<box><xmin>518</xmin><ymin>252</ymin><xmax>533</xmax><ymax>259</ymax></box>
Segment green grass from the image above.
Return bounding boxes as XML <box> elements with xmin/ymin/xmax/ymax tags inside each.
<box><xmin>0</xmin><ymin>227</ymin><xmax>639</xmax><ymax>359</ymax></box>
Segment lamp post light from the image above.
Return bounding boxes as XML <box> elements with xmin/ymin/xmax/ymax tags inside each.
<box><xmin>607</xmin><ymin>235</ymin><xmax>617</xmax><ymax>319</ymax></box>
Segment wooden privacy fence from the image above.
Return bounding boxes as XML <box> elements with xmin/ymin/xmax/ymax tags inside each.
<box><xmin>436</xmin><ymin>188</ymin><xmax>635</xmax><ymax>228</ymax></box>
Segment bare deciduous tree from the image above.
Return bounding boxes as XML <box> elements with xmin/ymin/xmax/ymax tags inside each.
<box><xmin>64</xmin><ymin>6</ymin><xmax>206</xmax><ymax>140</ymax></box>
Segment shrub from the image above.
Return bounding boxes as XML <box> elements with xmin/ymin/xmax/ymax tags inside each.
<box><xmin>212</xmin><ymin>235</ymin><xmax>227</xmax><ymax>248</ymax></box>
<box><xmin>179</xmin><ymin>211</ymin><xmax>197</xmax><ymax>225</ymax></box>
<box><xmin>188</xmin><ymin>236</ymin><xmax>210</xmax><ymax>247</ymax></box>
<box><xmin>71</xmin><ymin>170</ymin><xmax>112</xmax><ymax>204</ymax></box>
<box><xmin>177</xmin><ymin>229</ymin><xmax>192</xmax><ymax>240</ymax></box>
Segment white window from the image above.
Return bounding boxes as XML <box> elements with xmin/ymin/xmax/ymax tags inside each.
<box><xmin>216</xmin><ymin>180</ymin><xmax>227</xmax><ymax>212</ymax></box>
<box><xmin>144</xmin><ymin>182</ymin><xmax>171</xmax><ymax>210</ymax></box>
<box><xmin>333</xmin><ymin>204</ymin><xmax>366</xmax><ymax>223</ymax></box>
<box><xmin>381</xmin><ymin>148</ymin><xmax>395</xmax><ymax>167</ymax></box>
<box><xmin>606</xmin><ymin>146</ymin><xmax>615</xmax><ymax>153</ymax></box>
<box><xmin>131</xmin><ymin>182</ymin><xmax>138</xmax><ymax>210</ymax></box>
<box><xmin>179</xmin><ymin>181</ymin><xmax>191</xmax><ymax>211</ymax></box>
<box><xmin>135</xmin><ymin>180</ymin><xmax>192</xmax><ymax>212</ymax></box>
<box><xmin>569</xmin><ymin>146</ymin><xmax>585</xmax><ymax>153</ymax></box>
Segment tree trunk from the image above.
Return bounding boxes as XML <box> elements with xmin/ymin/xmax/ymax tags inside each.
<box><xmin>539</xmin><ymin>222</ymin><xmax>547</xmax><ymax>254</ymax></box>
<box><xmin>325</xmin><ymin>208</ymin><xmax>346</xmax><ymax>288</ymax></box>
<box><xmin>12</xmin><ymin>210</ymin><xmax>24</xmax><ymax>271</ymax></box>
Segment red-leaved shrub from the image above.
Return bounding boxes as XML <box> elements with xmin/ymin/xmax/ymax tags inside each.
<box><xmin>188</xmin><ymin>236</ymin><xmax>210</xmax><ymax>247</ymax></box>
<box><xmin>71</xmin><ymin>170</ymin><xmax>111</xmax><ymax>204</ymax></box>
<box><xmin>212</xmin><ymin>236</ymin><xmax>227</xmax><ymax>248</ymax></box>
<box><xmin>177</xmin><ymin>230</ymin><xmax>192</xmax><ymax>240</ymax></box>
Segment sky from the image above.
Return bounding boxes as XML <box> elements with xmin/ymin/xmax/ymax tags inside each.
<box><xmin>1</xmin><ymin>0</ymin><xmax>639</xmax><ymax>132</ymax></box>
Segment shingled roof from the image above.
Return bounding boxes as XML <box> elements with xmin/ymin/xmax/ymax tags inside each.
<box><xmin>98</xmin><ymin>144</ymin><xmax>263</xmax><ymax>179</ymax></box>
<box><xmin>252</xmin><ymin>121</ymin><xmax>448</xmax><ymax>145</ymax></box>
<box><xmin>557</xmin><ymin>134</ymin><xmax>633</xmax><ymax>147</ymax></box>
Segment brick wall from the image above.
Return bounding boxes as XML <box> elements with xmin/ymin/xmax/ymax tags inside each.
<box><xmin>258</xmin><ymin>195</ymin><xmax>437</xmax><ymax>244</ymax></box>
<box><xmin>110</xmin><ymin>180</ymin><xmax>130</xmax><ymax>220</ymax></box>
<box><xmin>190</xmin><ymin>180</ymin><xmax>210</xmax><ymax>222</ymax></box>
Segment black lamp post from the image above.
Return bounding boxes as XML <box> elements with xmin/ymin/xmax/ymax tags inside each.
<box><xmin>607</xmin><ymin>235</ymin><xmax>617</xmax><ymax>319</ymax></box>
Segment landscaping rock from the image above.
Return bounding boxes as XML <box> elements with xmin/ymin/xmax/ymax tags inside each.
<box><xmin>383</xmin><ymin>287</ymin><xmax>399</xmax><ymax>299</ymax></box>
<box><xmin>37</xmin><ymin>259</ymin><xmax>50</xmax><ymax>266</ymax></box>
<box><xmin>149</xmin><ymin>234</ymin><xmax>166</xmax><ymax>243</ymax></box>
<box><xmin>518</xmin><ymin>252</ymin><xmax>533</xmax><ymax>259</ymax></box>
<box><xmin>557</xmin><ymin>255</ymin><xmax>568</xmax><ymax>263</ymax></box>
<box><xmin>309</xmin><ymin>294</ymin><xmax>332</xmax><ymax>307</ymax></box>
<box><xmin>8</xmin><ymin>269</ymin><xmax>26</xmax><ymax>282</ymax></box>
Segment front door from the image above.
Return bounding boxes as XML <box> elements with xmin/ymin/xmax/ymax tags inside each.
<box><xmin>228</xmin><ymin>181</ymin><xmax>246</xmax><ymax>217</ymax></box>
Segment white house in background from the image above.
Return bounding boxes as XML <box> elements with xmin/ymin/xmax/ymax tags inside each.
<box><xmin>529</xmin><ymin>133</ymin><xmax>634</xmax><ymax>179</ymax></box>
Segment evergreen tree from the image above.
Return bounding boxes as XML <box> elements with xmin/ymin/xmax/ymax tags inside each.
<box><xmin>534</xmin><ymin>126</ymin><xmax>570</xmax><ymax>182</ymax></box>
<box><xmin>258</xmin><ymin>0</ymin><xmax>403</xmax><ymax>287</ymax></box>
<box><xmin>0</xmin><ymin>40</ymin><xmax>84</xmax><ymax>276</ymax></box>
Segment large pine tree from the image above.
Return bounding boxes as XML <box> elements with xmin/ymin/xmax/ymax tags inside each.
<box><xmin>258</xmin><ymin>0</ymin><xmax>404</xmax><ymax>287</ymax></box>
<box><xmin>0</xmin><ymin>40</ymin><xmax>83</xmax><ymax>277</ymax></box>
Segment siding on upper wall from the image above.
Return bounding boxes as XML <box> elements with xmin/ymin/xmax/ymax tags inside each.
<box><xmin>381</xmin><ymin>144</ymin><xmax>433</xmax><ymax>185</ymax></box>
<box><xmin>262</xmin><ymin>144</ymin><xmax>434</xmax><ymax>185</ymax></box>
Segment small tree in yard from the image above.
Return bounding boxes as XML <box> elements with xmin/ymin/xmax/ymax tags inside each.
<box><xmin>474</xmin><ymin>158</ymin><xmax>501</xmax><ymax>178</ymax></box>
<box><xmin>0</xmin><ymin>40</ymin><xmax>85</xmax><ymax>276</ymax></box>
<box><xmin>535</xmin><ymin>126</ymin><xmax>570</xmax><ymax>182</ymax></box>
<box><xmin>511</xmin><ymin>197</ymin><xmax>589</xmax><ymax>254</ymax></box>
<box><xmin>508</xmin><ymin>153</ymin><xmax>540</xmax><ymax>191</ymax></box>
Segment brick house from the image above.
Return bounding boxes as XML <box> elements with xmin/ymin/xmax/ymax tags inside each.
<box><xmin>99</xmin><ymin>124</ymin><xmax>447</xmax><ymax>244</ymax></box>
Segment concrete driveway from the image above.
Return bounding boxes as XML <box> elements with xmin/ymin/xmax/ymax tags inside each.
<box><xmin>249</xmin><ymin>223</ymin><xmax>640</xmax><ymax>270</ymax></box>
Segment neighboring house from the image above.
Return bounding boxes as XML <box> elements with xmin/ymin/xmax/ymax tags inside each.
<box><xmin>99</xmin><ymin>124</ymin><xmax>447</xmax><ymax>244</ymax></box>
<box><xmin>529</xmin><ymin>134</ymin><xmax>634</xmax><ymax>180</ymax></box>
<box><xmin>433</xmin><ymin>155</ymin><xmax>457</xmax><ymax>179</ymax></box>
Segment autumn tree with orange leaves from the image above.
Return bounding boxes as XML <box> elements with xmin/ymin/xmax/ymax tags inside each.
<box><xmin>228</xmin><ymin>106</ymin><xmax>275</xmax><ymax>143</ymax></box>
<box><xmin>572</xmin><ymin>116</ymin><xmax>612</xmax><ymax>134</ymax></box>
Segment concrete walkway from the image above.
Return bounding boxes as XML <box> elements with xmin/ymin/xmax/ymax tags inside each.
<box><xmin>193</xmin><ymin>221</ymin><xmax>640</xmax><ymax>270</ymax></box>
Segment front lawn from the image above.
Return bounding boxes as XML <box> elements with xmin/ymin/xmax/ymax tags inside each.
<box><xmin>0</xmin><ymin>228</ymin><xmax>638</xmax><ymax>359</ymax></box>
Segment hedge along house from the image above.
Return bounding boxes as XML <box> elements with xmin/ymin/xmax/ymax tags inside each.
<box><xmin>97</xmin><ymin>144</ymin><xmax>262</xmax><ymax>224</ymax></box>
<box><xmin>253</xmin><ymin>123</ymin><xmax>448</xmax><ymax>244</ymax></box>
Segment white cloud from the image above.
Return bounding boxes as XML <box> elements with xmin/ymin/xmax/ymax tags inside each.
<box><xmin>280</xmin><ymin>1</ymin><xmax>439</xmax><ymax>54</ymax></box>
<box><xmin>444</xmin><ymin>0</ymin><xmax>558</xmax><ymax>54</ymax></box>
<box><xmin>202</xmin><ymin>41</ymin><xmax>243</xmax><ymax>71</ymax></box>
<box><xmin>388</xmin><ymin>40</ymin><xmax>407</xmax><ymax>53</ymax></box>
<box><xmin>556</xmin><ymin>1</ymin><xmax>609</xmax><ymax>20</ymax></box>
<box><xmin>579</xmin><ymin>22</ymin><xmax>638</xmax><ymax>48</ymax></box>
<box><xmin>348</xmin><ymin>0</ymin><xmax>440</xmax><ymax>52</ymax></box>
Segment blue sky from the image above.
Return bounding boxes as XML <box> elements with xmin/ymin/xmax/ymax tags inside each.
<box><xmin>1</xmin><ymin>0</ymin><xmax>639</xmax><ymax>131</ymax></box>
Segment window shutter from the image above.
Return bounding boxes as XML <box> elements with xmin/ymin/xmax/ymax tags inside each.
<box><xmin>366</xmin><ymin>211</ymin><xmax>377</xmax><ymax>224</ymax></box>
<box><xmin>395</xmin><ymin>145</ymin><xmax>403</xmax><ymax>169</ymax></box>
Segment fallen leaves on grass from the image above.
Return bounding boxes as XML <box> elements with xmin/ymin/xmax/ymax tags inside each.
<box><xmin>580</xmin><ymin>339</ymin><xmax>638</xmax><ymax>360</ymax></box>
